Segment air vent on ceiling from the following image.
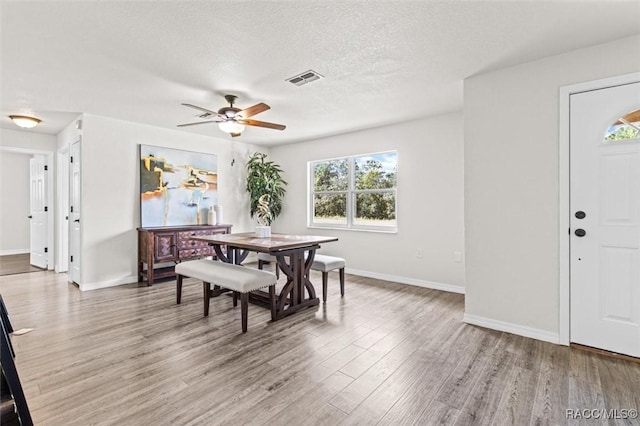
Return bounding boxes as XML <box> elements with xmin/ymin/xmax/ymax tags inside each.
<box><xmin>286</xmin><ymin>70</ymin><xmax>323</xmax><ymax>86</ymax></box>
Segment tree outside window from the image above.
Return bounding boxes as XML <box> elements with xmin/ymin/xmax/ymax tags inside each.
<box><xmin>310</xmin><ymin>151</ymin><xmax>397</xmax><ymax>231</ymax></box>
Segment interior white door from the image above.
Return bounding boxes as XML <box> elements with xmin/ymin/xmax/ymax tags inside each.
<box><xmin>29</xmin><ymin>155</ymin><xmax>47</xmax><ymax>269</ymax></box>
<box><xmin>570</xmin><ymin>81</ymin><xmax>640</xmax><ymax>357</ymax></box>
<box><xmin>69</xmin><ymin>141</ymin><xmax>81</xmax><ymax>284</ymax></box>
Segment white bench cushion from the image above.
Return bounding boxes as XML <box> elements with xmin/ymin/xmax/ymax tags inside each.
<box><xmin>259</xmin><ymin>252</ymin><xmax>345</xmax><ymax>273</ymax></box>
<box><xmin>311</xmin><ymin>254</ymin><xmax>346</xmax><ymax>272</ymax></box>
<box><xmin>257</xmin><ymin>252</ymin><xmax>276</xmax><ymax>262</ymax></box>
<box><xmin>175</xmin><ymin>259</ymin><xmax>276</xmax><ymax>293</ymax></box>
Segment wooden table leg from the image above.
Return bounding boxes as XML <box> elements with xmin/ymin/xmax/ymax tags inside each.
<box><xmin>273</xmin><ymin>248</ymin><xmax>320</xmax><ymax>320</ymax></box>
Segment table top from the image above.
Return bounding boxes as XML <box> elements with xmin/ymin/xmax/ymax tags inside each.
<box><xmin>192</xmin><ymin>232</ymin><xmax>338</xmax><ymax>253</ymax></box>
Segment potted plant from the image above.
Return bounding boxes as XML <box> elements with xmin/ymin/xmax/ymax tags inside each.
<box><xmin>246</xmin><ymin>152</ymin><xmax>287</xmax><ymax>237</ymax></box>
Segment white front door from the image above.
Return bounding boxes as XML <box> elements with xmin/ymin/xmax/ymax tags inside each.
<box><xmin>29</xmin><ymin>155</ymin><xmax>48</xmax><ymax>269</ymax></box>
<box><xmin>69</xmin><ymin>140</ymin><xmax>81</xmax><ymax>284</ymax></box>
<box><xmin>570</xmin><ymin>81</ymin><xmax>640</xmax><ymax>357</ymax></box>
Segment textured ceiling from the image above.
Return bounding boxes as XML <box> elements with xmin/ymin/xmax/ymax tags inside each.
<box><xmin>1</xmin><ymin>1</ymin><xmax>639</xmax><ymax>145</ymax></box>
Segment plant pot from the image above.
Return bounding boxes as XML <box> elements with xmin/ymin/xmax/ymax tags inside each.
<box><xmin>255</xmin><ymin>225</ymin><xmax>271</xmax><ymax>238</ymax></box>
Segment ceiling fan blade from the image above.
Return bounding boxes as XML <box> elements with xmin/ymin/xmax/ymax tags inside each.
<box><xmin>177</xmin><ymin>120</ymin><xmax>220</xmax><ymax>127</ymax></box>
<box><xmin>181</xmin><ymin>103</ymin><xmax>220</xmax><ymax>117</ymax></box>
<box><xmin>236</xmin><ymin>103</ymin><xmax>270</xmax><ymax>119</ymax></box>
<box><xmin>239</xmin><ymin>118</ymin><xmax>286</xmax><ymax>131</ymax></box>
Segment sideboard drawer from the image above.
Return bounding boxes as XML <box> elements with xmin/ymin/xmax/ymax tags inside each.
<box><xmin>177</xmin><ymin>238</ymin><xmax>209</xmax><ymax>249</ymax></box>
<box><xmin>178</xmin><ymin>229</ymin><xmax>227</xmax><ymax>248</ymax></box>
<box><xmin>178</xmin><ymin>247</ymin><xmax>213</xmax><ymax>260</ymax></box>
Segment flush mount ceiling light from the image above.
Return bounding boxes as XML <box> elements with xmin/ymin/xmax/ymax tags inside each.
<box><xmin>9</xmin><ymin>115</ymin><xmax>41</xmax><ymax>129</ymax></box>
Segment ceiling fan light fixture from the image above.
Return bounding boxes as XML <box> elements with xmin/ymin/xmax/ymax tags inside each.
<box><xmin>9</xmin><ymin>115</ymin><xmax>41</xmax><ymax>129</ymax></box>
<box><xmin>218</xmin><ymin>120</ymin><xmax>245</xmax><ymax>135</ymax></box>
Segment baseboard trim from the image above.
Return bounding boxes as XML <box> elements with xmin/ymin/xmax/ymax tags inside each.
<box><xmin>77</xmin><ymin>267</ymin><xmax>462</xmax><ymax>294</ymax></box>
<box><xmin>345</xmin><ymin>267</ymin><xmax>464</xmax><ymax>294</ymax></box>
<box><xmin>79</xmin><ymin>275</ymin><xmax>138</xmax><ymax>291</ymax></box>
<box><xmin>0</xmin><ymin>249</ymin><xmax>30</xmax><ymax>256</ymax></box>
<box><xmin>463</xmin><ymin>313</ymin><xmax>560</xmax><ymax>344</ymax></box>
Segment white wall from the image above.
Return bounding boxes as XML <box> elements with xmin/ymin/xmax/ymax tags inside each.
<box><xmin>270</xmin><ymin>112</ymin><xmax>464</xmax><ymax>291</ymax></box>
<box><xmin>464</xmin><ymin>35</ymin><xmax>640</xmax><ymax>341</ymax></box>
<box><xmin>0</xmin><ymin>151</ymin><xmax>31</xmax><ymax>254</ymax></box>
<box><xmin>56</xmin><ymin>116</ymin><xmax>82</xmax><ymax>151</ymax></box>
<box><xmin>78</xmin><ymin>114</ymin><xmax>266</xmax><ymax>289</ymax></box>
<box><xmin>0</xmin><ymin>128</ymin><xmax>57</xmax><ymax>152</ymax></box>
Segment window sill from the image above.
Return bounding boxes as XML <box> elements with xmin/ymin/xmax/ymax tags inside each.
<box><xmin>307</xmin><ymin>225</ymin><xmax>398</xmax><ymax>234</ymax></box>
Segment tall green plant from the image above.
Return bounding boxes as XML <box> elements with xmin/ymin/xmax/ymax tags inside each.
<box><xmin>246</xmin><ymin>152</ymin><xmax>287</xmax><ymax>226</ymax></box>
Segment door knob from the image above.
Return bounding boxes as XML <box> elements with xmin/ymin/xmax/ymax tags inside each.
<box><xmin>574</xmin><ymin>229</ymin><xmax>586</xmax><ymax>237</ymax></box>
<box><xmin>575</xmin><ymin>211</ymin><xmax>586</xmax><ymax>219</ymax></box>
<box><xmin>28</xmin><ymin>215</ymin><xmax>32</xmax><ymax>219</ymax></box>
<box><xmin>74</xmin><ymin>219</ymin><xmax>80</xmax><ymax>223</ymax></box>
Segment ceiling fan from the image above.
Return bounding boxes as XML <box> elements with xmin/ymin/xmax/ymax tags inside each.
<box><xmin>177</xmin><ymin>95</ymin><xmax>286</xmax><ymax>137</ymax></box>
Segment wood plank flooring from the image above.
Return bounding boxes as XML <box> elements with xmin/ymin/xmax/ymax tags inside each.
<box><xmin>0</xmin><ymin>254</ymin><xmax>44</xmax><ymax>276</ymax></box>
<box><xmin>0</xmin><ymin>269</ymin><xmax>638</xmax><ymax>425</ymax></box>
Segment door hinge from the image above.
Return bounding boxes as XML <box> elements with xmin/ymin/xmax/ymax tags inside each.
<box><xmin>70</xmin><ymin>206</ymin><xmax>74</xmax><ymax>213</ymax></box>
<box><xmin>44</xmin><ymin>247</ymin><xmax>48</xmax><ymax>253</ymax></box>
<box><xmin>44</xmin><ymin>206</ymin><xmax>48</xmax><ymax>212</ymax></box>
<box><xmin>70</xmin><ymin>255</ymin><xmax>73</xmax><ymax>262</ymax></box>
<box><xmin>70</xmin><ymin>156</ymin><xmax>73</xmax><ymax>163</ymax></box>
<box><xmin>44</xmin><ymin>165</ymin><xmax>48</xmax><ymax>171</ymax></box>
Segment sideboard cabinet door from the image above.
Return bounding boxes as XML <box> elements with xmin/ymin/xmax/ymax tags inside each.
<box><xmin>154</xmin><ymin>232</ymin><xmax>177</xmax><ymax>262</ymax></box>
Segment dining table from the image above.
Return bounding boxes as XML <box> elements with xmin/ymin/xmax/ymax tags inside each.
<box><xmin>190</xmin><ymin>232</ymin><xmax>338</xmax><ymax>320</ymax></box>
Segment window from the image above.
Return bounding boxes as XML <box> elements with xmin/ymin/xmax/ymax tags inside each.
<box><xmin>604</xmin><ymin>109</ymin><xmax>640</xmax><ymax>142</ymax></box>
<box><xmin>309</xmin><ymin>151</ymin><xmax>397</xmax><ymax>231</ymax></box>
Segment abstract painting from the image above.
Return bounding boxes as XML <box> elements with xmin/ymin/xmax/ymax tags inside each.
<box><xmin>140</xmin><ymin>145</ymin><xmax>218</xmax><ymax>227</ymax></box>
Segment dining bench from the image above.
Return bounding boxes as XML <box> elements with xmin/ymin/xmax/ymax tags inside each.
<box><xmin>258</xmin><ymin>253</ymin><xmax>345</xmax><ymax>302</ymax></box>
<box><xmin>175</xmin><ymin>259</ymin><xmax>277</xmax><ymax>333</ymax></box>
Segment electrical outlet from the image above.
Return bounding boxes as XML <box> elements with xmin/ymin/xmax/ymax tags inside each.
<box><xmin>454</xmin><ymin>251</ymin><xmax>463</xmax><ymax>263</ymax></box>
<box><xmin>416</xmin><ymin>249</ymin><xmax>423</xmax><ymax>258</ymax></box>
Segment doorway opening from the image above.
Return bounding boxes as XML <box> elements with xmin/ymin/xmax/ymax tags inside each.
<box><xmin>0</xmin><ymin>146</ymin><xmax>54</xmax><ymax>275</ymax></box>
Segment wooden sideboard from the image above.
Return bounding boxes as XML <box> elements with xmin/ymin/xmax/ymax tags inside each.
<box><xmin>137</xmin><ymin>224</ymin><xmax>232</xmax><ymax>286</ymax></box>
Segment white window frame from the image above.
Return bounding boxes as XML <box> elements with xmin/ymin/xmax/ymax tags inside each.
<box><xmin>308</xmin><ymin>151</ymin><xmax>398</xmax><ymax>233</ymax></box>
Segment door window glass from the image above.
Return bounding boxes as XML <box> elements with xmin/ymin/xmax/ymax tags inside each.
<box><xmin>605</xmin><ymin>109</ymin><xmax>640</xmax><ymax>142</ymax></box>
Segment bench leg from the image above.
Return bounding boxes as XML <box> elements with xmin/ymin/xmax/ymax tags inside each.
<box><xmin>233</xmin><ymin>291</ymin><xmax>238</xmax><ymax>307</ymax></box>
<box><xmin>241</xmin><ymin>293</ymin><xmax>249</xmax><ymax>333</ymax></box>
<box><xmin>339</xmin><ymin>268</ymin><xmax>345</xmax><ymax>297</ymax></box>
<box><xmin>176</xmin><ymin>274</ymin><xmax>183</xmax><ymax>304</ymax></box>
<box><xmin>269</xmin><ymin>285</ymin><xmax>276</xmax><ymax>321</ymax></box>
<box><xmin>275</xmin><ymin>264</ymin><xmax>279</xmax><ymax>279</ymax></box>
<box><xmin>322</xmin><ymin>272</ymin><xmax>328</xmax><ymax>303</ymax></box>
<box><xmin>203</xmin><ymin>282</ymin><xmax>211</xmax><ymax>317</ymax></box>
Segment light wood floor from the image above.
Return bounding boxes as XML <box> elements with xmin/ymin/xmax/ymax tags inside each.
<box><xmin>0</xmin><ymin>254</ymin><xmax>44</xmax><ymax>276</ymax></box>
<box><xmin>1</xmin><ymin>270</ymin><xmax>638</xmax><ymax>426</ymax></box>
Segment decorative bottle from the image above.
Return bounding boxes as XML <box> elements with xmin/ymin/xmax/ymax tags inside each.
<box><xmin>207</xmin><ymin>206</ymin><xmax>216</xmax><ymax>225</ymax></box>
<box><xmin>214</xmin><ymin>205</ymin><xmax>223</xmax><ymax>225</ymax></box>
